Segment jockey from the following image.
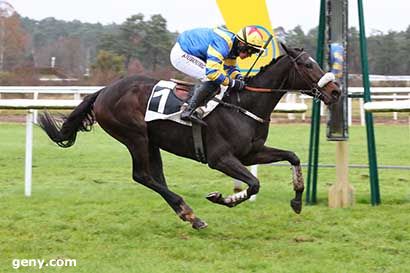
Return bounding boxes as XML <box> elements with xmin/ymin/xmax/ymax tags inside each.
<box><xmin>170</xmin><ymin>25</ymin><xmax>265</xmax><ymax>125</ymax></box>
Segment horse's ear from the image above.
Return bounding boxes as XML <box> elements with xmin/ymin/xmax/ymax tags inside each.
<box><xmin>280</xmin><ymin>42</ymin><xmax>290</xmax><ymax>55</ymax></box>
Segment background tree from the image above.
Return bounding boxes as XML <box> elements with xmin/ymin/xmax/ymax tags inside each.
<box><xmin>35</xmin><ymin>36</ymin><xmax>83</xmax><ymax>75</ymax></box>
<box><xmin>20</xmin><ymin>16</ymin><xmax>119</xmax><ymax>77</ymax></box>
<box><xmin>140</xmin><ymin>14</ymin><xmax>174</xmax><ymax>71</ymax></box>
<box><xmin>5</xmin><ymin>14</ymin><xmax>408</xmax><ymax>86</ymax></box>
<box><xmin>285</xmin><ymin>25</ymin><xmax>316</xmax><ymax>56</ymax></box>
<box><xmin>89</xmin><ymin>50</ymin><xmax>125</xmax><ymax>85</ymax></box>
<box><xmin>2</xmin><ymin>14</ymin><xmax>29</xmax><ymax>71</ymax></box>
<box><xmin>98</xmin><ymin>13</ymin><xmax>176</xmax><ymax>73</ymax></box>
<box><xmin>347</xmin><ymin>27</ymin><xmax>361</xmax><ymax>74</ymax></box>
<box><xmin>368</xmin><ymin>31</ymin><xmax>401</xmax><ymax>75</ymax></box>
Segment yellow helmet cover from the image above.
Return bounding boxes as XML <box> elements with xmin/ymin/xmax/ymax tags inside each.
<box><xmin>236</xmin><ymin>26</ymin><xmax>265</xmax><ymax>50</ymax></box>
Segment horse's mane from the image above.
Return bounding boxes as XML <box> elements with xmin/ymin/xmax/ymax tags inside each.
<box><xmin>127</xmin><ymin>75</ymin><xmax>158</xmax><ymax>84</ymax></box>
<box><xmin>247</xmin><ymin>54</ymin><xmax>287</xmax><ymax>81</ymax></box>
<box><xmin>249</xmin><ymin>47</ymin><xmax>305</xmax><ymax>80</ymax></box>
<box><xmin>259</xmin><ymin>55</ymin><xmax>286</xmax><ymax>72</ymax></box>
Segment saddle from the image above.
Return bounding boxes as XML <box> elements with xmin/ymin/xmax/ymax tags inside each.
<box><xmin>144</xmin><ymin>79</ymin><xmax>227</xmax><ymax>125</ymax></box>
<box><xmin>170</xmin><ymin>78</ymin><xmax>196</xmax><ymax>101</ymax></box>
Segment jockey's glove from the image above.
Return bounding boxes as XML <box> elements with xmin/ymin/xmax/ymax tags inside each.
<box><xmin>229</xmin><ymin>78</ymin><xmax>246</xmax><ymax>91</ymax></box>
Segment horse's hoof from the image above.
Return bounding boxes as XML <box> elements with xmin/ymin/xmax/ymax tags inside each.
<box><xmin>192</xmin><ymin>219</ymin><xmax>208</xmax><ymax>230</ymax></box>
<box><xmin>290</xmin><ymin>199</ymin><xmax>302</xmax><ymax>214</ymax></box>
<box><xmin>206</xmin><ymin>192</ymin><xmax>222</xmax><ymax>203</ymax></box>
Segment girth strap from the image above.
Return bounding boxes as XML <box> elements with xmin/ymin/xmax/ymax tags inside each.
<box><xmin>192</xmin><ymin>123</ymin><xmax>207</xmax><ymax>163</ymax></box>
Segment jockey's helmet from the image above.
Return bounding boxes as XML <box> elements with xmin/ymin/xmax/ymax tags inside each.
<box><xmin>235</xmin><ymin>26</ymin><xmax>265</xmax><ymax>54</ymax></box>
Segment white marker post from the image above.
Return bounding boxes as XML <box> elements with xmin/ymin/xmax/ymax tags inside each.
<box><xmin>24</xmin><ymin>110</ymin><xmax>33</xmax><ymax>197</ymax></box>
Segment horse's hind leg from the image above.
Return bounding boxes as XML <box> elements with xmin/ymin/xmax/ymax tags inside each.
<box><xmin>243</xmin><ymin>146</ymin><xmax>304</xmax><ymax>214</ymax></box>
<box><xmin>127</xmin><ymin>141</ymin><xmax>207</xmax><ymax>229</ymax></box>
<box><xmin>290</xmin><ymin>165</ymin><xmax>304</xmax><ymax>214</ymax></box>
<box><xmin>148</xmin><ymin>144</ymin><xmax>167</xmax><ymax>187</ymax></box>
<box><xmin>98</xmin><ymin>117</ymin><xmax>206</xmax><ymax>229</ymax></box>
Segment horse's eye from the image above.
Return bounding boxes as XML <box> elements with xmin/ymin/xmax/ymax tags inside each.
<box><xmin>305</xmin><ymin>62</ymin><xmax>313</xmax><ymax>69</ymax></box>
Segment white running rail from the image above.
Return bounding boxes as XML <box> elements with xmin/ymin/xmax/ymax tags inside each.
<box><xmin>0</xmin><ymin>97</ymin><xmax>308</xmax><ymax>197</ymax></box>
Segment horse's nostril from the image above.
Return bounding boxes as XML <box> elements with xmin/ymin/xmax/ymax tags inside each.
<box><xmin>331</xmin><ymin>90</ymin><xmax>340</xmax><ymax>99</ymax></box>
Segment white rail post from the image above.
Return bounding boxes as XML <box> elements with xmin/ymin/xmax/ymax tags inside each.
<box><xmin>24</xmin><ymin>110</ymin><xmax>33</xmax><ymax>197</ymax></box>
<box><xmin>232</xmin><ymin>165</ymin><xmax>258</xmax><ymax>201</ymax></box>
<box><xmin>300</xmin><ymin>97</ymin><xmax>306</xmax><ymax>120</ymax></box>
<box><xmin>286</xmin><ymin>94</ymin><xmax>296</xmax><ymax>120</ymax></box>
<box><xmin>393</xmin><ymin>92</ymin><xmax>398</xmax><ymax>120</ymax></box>
<box><xmin>249</xmin><ymin>165</ymin><xmax>258</xmax><ymax>201</ymax></box>
<box><xmin>320</xmin><ymin>101</ymin><xmax>325</xmax><ymax>116</ymax></box>
<box><xmin>33</xmin><ymin>91</ymin><xmax>38</xmax><ymax>124</ymax></box>
<box><xmin>74</xmin><ymin>92</ymin><xmax>81</xmax><ymax>101</ymax></box>
<box><xmin>348</xmin><ymin>97</ymin><xmax>352</xmax><ymax>126</ymax></box>
<box><xmin>359</xmin><ymin>98</ymin><xmax>365</xmax><ymax>126</ymax></box>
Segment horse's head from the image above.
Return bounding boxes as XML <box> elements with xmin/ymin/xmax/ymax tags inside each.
<box><xmin>281</xmin><ymin>43</ymin><xmax>341</xmax><ymax>105</ymax></box>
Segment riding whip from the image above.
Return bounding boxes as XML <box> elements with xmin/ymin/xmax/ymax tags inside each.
<box><xmin>244</xmin><ymin>34</ymin><xmax>273</xmax><ymax>79</ymax></box>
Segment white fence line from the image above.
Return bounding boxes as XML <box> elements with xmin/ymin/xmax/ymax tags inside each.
<box><xmin>0</xmin><ymin>100</ymin><xmax>82</xmax><ymax>197</ymax></box>
<box><xmin>364</xmin><ymin>100</ymin><xmax>410</xmax><ymax>113</ymax></box>
<box><xmin>0</xmin><ymin>86</ymin><xmax>102</xmax><ymax>122</ymax></box>
<box><xmin>2</xmin><ymin>96</ymin><xmax>407</xmax><ymax>198</ymax></box>
<box><xmin>300</xmin><ymin>87</ymin><xmax>410</xmax><ymax>125</ymax></box>
<box><xmin>0</xmin><ymin>99</ymin><xmax>82</xmax><ymax>109</ymax></box>
<box><xmin>0</xmin><ymin>98</ymin><xmax>308</xmax><ymax>197</ymax></box>
<box><xmin>1</xmin><ymin>86</ymin><xmax>409</xmax><ymax>125</ymax></box>
<box><xmin>0</xmin><ymin>86</ymin><xmax>103</xmax><ymax>94</ymax></box>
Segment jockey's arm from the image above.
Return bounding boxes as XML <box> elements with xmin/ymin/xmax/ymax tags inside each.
<box><xmin>205</xmin><ymin>44</ymin><xmax>230</xmax><ymax>86</ymax></box>
<box><xmin>206</xmin><ymin>35</ymin><xmax>246</xmax><ymax>84</ymax></box>
<box><xmin>224</xmin><ymin>58</ymin><xmax>243</xmax><ymax>80</ymax></box>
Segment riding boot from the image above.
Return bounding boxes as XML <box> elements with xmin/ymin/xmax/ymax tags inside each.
<box><xmin>181</xmin><ymin>81</ymin><xmax>220</xmax><ymax>126</ymax></box>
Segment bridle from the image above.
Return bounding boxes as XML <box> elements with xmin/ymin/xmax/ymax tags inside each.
<box><xmin>287</xmin><ymin>52</ymin><xmax>324</xmax><ymax>101</ymax></box>
<box><xmin>244</xmin><ymin>51</ymin><xmax>328</xmax><ymax>101</ymax></box>
<box><xmin>217</xmin><ymin>50</ymin><xmax>335</xmax><ymax>124</ymax></box>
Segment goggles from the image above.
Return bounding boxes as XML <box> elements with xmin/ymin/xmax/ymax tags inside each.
<box><xmin>239</xmin><ymin>45</ymin><xmax>264</xmax><ymax>56</ymax></box>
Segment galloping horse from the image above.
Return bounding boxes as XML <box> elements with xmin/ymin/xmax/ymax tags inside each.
<box><xmin>39</xmin><ymin>44</ymin><xmax>340</xmax><ymax>229</ymax></box>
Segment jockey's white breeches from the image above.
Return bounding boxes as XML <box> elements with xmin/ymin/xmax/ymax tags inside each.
<box><xmin>170</xmin><ymin>43</ymin><xmax>208</xmax><ymax>82</ymax></box>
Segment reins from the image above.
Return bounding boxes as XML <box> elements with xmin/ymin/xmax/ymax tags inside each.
<box><xmin>243</xmin><ymin>51</ymin><xmax>324</xmax><ymax>101</ymax></box>
<box><xmin>216</xmin><ymin>50</ymin><xmax>327</xmax><ymax>124</ymax></box>
<box><xmin>212</xmin><ymin>97</ymin><xmax>270</xmax><ymax>124</ymax></box>
<box><xmin>244</xmin><ymin>86</ymin><xmax>279</xmax><ymax>93</ymax></box>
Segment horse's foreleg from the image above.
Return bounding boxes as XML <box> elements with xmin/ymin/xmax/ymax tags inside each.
<box><xmin>207</xmin><ymin>154</ymin><xmax>259</xmax><ymax>207</ymax></box>
<box><xmin>244</xmin><ymin>146</ymin><xmax>304</xmax><ymax>214</ymax></box>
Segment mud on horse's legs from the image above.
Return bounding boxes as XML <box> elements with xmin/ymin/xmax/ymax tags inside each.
<box><xmin>178</xmin><ymin>203</ymin><xmax>208</xmax><ymax>229</ymax></box>
<box><xmin>290</xmin><ymin>165</ymin><xmax>304</xmax><ymax>214</ymax></box>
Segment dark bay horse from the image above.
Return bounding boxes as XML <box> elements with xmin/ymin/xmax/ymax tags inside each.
<box><xmin>39</xmin><ymin>44</ymin><xmax>340</xmax><ymax>229</ymax></box>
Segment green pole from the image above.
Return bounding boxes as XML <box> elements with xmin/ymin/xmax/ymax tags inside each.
<box><xmin>357</xmin><ymin>0</ymin><xmax>381</xmax><ymax>205</ymax></box>
<box><xmin>306</xmin><ymin>0</ymin><xmax>326</xmax><ymax>204</ymax></box>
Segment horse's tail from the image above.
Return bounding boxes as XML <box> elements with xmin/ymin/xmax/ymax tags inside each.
<box><xmin>38</xmin><ymin>90</ymin><xmax>102</xmax><ymax>148</ymax></box>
